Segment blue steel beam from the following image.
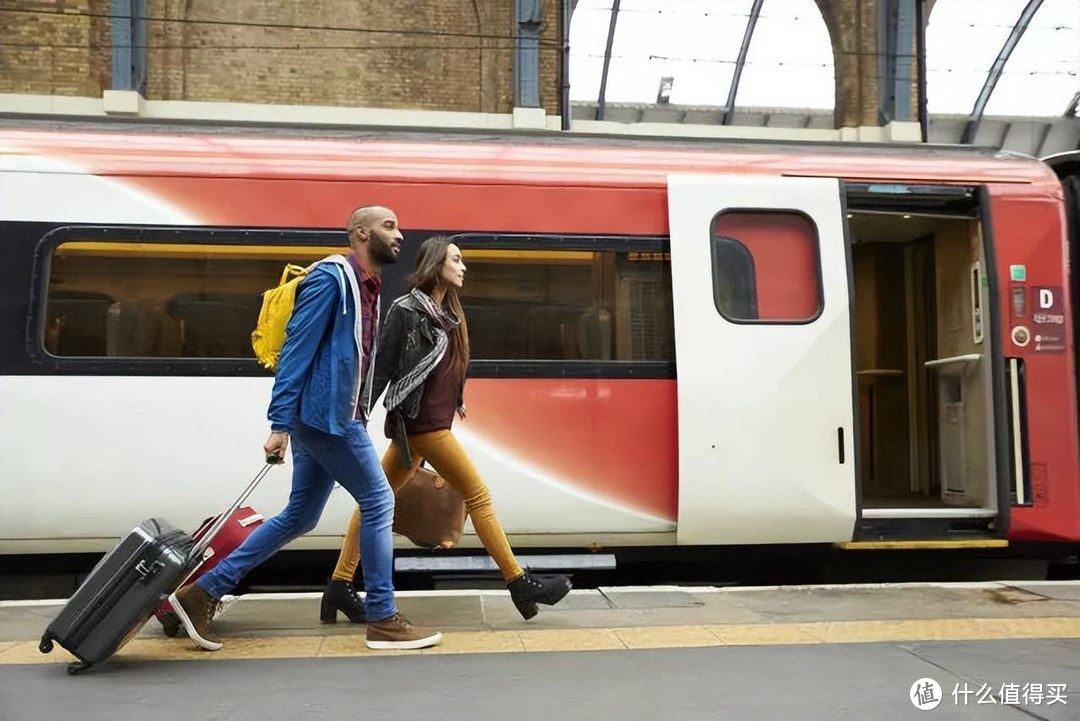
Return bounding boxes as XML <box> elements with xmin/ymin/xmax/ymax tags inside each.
<box><xmin>722</xmin><ymin>0</ymin><xmax>765</xmax><ymax>126</ymax></box>
<box><xmin>516</xmin><ymin>0</ymin><xmax>543</xmax><ymax>108</ymax></box>
<box><xmin>877</xmin><ymin>0</ymin><xmax>917</xmax><ymax>123</ymax></box>
<box><xmin>561</xmin><ymin>0</ymin><xmax>572</xmax><ymax>129</ymax></box>
<box><xmin>596</xmin><ymin>0</ymin><xmax>620</xmax><ymax>121</ymax></box>
<box><xmin>961</xmin><ymin>0</ymin><xmax>1045</xmax><ymax>144</ymax></box>
<box><xmin>893</xmin><ymin>0</ymin><xmax>915</xmax><ymax>121</ymax></box>
<box><xmin>878</xmin><ymin>0</ymin><xmax>895</xmax><ymax>122</ymax></box>
<box><xmin>110</xmin><ymin>0</ymin><xmax>133</xmax><ymax>90</ymax></box>
<box><xmin>132</xmin><ymin>0</ymin><xmax>147</xmax><ymax>95</ymax></box>
<box><xmin>915</xmin><ymin>0</ymin><xmax>928</xmax><ymax>140</ymax></box>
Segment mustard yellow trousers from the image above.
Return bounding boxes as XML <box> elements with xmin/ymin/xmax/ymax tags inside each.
<box><xmin>332</xmin><ymin>429</ymin><xmax>525</xmax><ymax>583</ymax></box>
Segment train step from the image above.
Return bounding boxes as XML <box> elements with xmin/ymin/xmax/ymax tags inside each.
<box><xmin>852</xmin><ymin>514</ymin><xmax>1002</xmax><ymax>545</ymax></box>
<box><xmin>393</xmin><ymin>553</ymin><xmax>617</xmax><ymax>573</ymax></box>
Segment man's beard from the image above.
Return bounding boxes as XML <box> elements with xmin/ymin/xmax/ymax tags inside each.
<box><xmin>372</xmin><ymin>239</ymin><xmax>398</xmax><ymax>264</ymax></box>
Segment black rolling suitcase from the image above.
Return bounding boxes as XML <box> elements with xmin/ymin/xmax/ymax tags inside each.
<box><xmin>39</xmin><ymin>463</ymin><xmax>274</xmax><ymax>674</ymax></box>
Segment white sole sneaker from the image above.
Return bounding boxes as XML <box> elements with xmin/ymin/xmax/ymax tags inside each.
<box><xmin>168</xmin><ymin>592</ymin><xmax>223</xmax><ymax>651</ymax></box>
<box><xmin>366</xmin><ymin>631</ymin><xmax>443</xmax><ymax>650</ymax></box>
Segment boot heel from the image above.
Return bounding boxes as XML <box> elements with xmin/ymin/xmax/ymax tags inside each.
<box><xmin>508</xmin><ymin>573</ymin><xmax>571</xmax><ymax>620</ymax></box>
<box><xmin>513</xmin><ymin>600</ymin><xmax>538</xmax><ymax>620</ymax></box>
<box><xmin>320</xmin><ymin>597</ymin><xmax>338</xmax><ymax>624</ymax></box>
<box><xmin>320</xmin><ymin>580</ymin><xmax>367</xmax><ymax>624</ymax></box>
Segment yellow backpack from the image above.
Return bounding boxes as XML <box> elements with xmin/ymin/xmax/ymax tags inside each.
<box><xmin>251</xmin><ymin>263</ymin><xmax>312</xmax><ymax>372</ymax></box>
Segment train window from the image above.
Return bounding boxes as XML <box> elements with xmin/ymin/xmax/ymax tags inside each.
<box><xmin>711</xmin><ymin>212</ymin><xmax>822</xmax><ymax>323</ymax></box>
<box><xmin>454</xmin><ymin>247</ymin><xmax>675</xmax><ymax>362</ymax></box>
<box><xmin>44</xmin><ymin>241</ymin><xmax>343</xmax><ymax>358</ymax></box>
<box><xmin>42</xmin><ymin>236</ymin><xmax>676</xmax><ymax>365</ymax></box>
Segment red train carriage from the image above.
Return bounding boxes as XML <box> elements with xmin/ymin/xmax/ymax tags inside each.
<box><xmin>0</xmin><ymin>123</ymin><xmax>1076</xmax><ymax>560</ymax></box>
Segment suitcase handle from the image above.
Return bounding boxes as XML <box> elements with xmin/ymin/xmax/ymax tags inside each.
<box><xmin>189</xmin><ymin>463</ymin><xmax>275</xmax><ymax>562</ymax></box>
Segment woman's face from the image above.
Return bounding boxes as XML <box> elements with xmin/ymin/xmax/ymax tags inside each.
<box><xmin>440</xmin><ymin>243</ymin><xmax>466</xmax><ymax>290</ymax></box>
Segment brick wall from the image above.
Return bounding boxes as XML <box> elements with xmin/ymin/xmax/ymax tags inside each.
<box><xmin>816</xmin><ymin>0</ymin><xmax>881</xmax><ymax>128</ymax></box>
<box><xmin>1</xmin><ymin>1</ymin><xmax>919</xmax><ymax>126</ymax></box>
<box><xmin>0</xmin><ymin>0</ymin><xmax>110</xmax><ymax>97</ymax></box>
<box><xmin>814</xmin><ymin>0</ymin><xmax>925</xmax><ymax>128</ymax></box>
<box><xmin>1</xmin><ymin>0</ymin><xmax>563</xmax><ymax>114</ymax></box>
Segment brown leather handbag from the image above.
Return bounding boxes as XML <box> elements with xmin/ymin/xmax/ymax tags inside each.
<box><xmin>392</xmin><ymin>466</ymin><xmax>467</xmax><ymax>549</ymax></box>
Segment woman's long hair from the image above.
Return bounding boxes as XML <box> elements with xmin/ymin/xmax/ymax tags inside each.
<box><xmin>409</xmin><ymin>236</ymin><xmax>470</xmax><ymax>384</ymax></box>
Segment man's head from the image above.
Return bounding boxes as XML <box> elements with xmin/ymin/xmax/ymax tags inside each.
<box><xmin>346</xmin><ymin>205</ymin><xmax>402</xmax><ymax>269</ymax></box>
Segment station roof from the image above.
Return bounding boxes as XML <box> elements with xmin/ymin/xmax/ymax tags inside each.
<box><xmin>570</xmin><ymin>101</ymin><xmax>1080</xmax><ymax>158</ymax></box>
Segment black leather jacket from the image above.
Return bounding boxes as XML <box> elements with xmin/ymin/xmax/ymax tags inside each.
<box><xmin>369</xmin><ymin>292</ymin><xmax>465</xmax><ymax>468</ymax></box>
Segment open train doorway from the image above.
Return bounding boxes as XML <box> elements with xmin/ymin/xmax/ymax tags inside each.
<box><xmin>846</xmin><ymin>185</ymin><xmax>1004</xmax><ymax>539</ymax></box>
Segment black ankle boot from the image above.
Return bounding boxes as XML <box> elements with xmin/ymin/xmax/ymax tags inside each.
<box><xmin>320</xmin><ymin>580</ymin><xmax>367</xmax><ymax>624</ymax></box>
<box><xmin>507</xmin><ymin>574</ymin><xmax>572</xmax><ymax>620</ymax></box>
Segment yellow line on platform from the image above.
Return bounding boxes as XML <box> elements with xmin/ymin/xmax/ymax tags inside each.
<box><xmin>3</xmin><ymin>616</ymin><xmax>1077</xmax><ymax>666</ymax></box>
<box><xmin>838</xmin><ymin>540</ymin><xmax>1010</xmax><ymax>549</ymax></box>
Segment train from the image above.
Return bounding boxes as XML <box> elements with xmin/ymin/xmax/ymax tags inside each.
<box><xmin>1</xmin><ymin>119</ymin><xmax>1077</xmax><ymax>564</ymax></box>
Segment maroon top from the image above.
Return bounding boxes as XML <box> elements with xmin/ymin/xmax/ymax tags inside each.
<box><xmin>404</xmin><ymin>336</ymin><xmax>460</xmax><ymax>434</ymax></box>
<box><xmin>348</xmin><ymin>254</ymin><xmax>381</xmax><ymax>424</ymax></box>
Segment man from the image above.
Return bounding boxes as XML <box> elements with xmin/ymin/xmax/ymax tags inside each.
<box><xmin>170</xmin><ymin>206</ymin><xmax>442</xmax><ymax>651</ymax></box>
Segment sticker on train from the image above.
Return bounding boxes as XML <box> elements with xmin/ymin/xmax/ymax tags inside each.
<box><xmin>1031</xmin><ymin>286</ymin><xmax>1065</xmax><ymax>353</ymax></box>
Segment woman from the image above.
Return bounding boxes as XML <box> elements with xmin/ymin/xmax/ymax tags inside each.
<box><xmin>322</xmin><ymin>236</ymin><xmax>572</xmax><ymax>622</ymax></box>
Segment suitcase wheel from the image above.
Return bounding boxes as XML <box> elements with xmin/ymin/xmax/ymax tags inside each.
<box><xmin>67</xmin><ymin>661</ymin><xmax>90</xmax><ymax>676</ymax></box>
<box><xmin>158</xmin><ymin>612</ymin><xmax>182</xmax><ymax>638</ymax></box>
<box><xmin>38</xmin><ymin>637</ymin><xmax>54</xmax><ymax>654</ymax></box>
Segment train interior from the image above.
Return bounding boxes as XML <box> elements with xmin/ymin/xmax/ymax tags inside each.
<box><xmin>455</xmin><ymin>247</ymin><xmax>674</xmax><ymax>363</ymax></box>
<box><xmin>42</xmin><ymin>243</ymin><xmax>313</xmax><ymax>359</ymax></box>
<box><xmin>847</xmin><ymin>209</ymin><xmax>998</xmax><ymax>521</ymax></box>
<box><xmin>41</xmin><ymin>241</ymin><xmax>675</xmax><ymax>364</ymax></box>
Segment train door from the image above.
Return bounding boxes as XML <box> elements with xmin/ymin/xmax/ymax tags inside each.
<box><xmin>667</xmin><ymin>175</ymin><xmax>857</xmax><ymax>544</ymax></box>
<box><xmin>845</xmin><ymin>183</ymin><xmax>1006</xmax><ymax>542</ymax></box>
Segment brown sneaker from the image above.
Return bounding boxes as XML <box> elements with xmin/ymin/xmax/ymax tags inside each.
<box><xmin>169</xmin><ymin>583</ymin><xmax>223</xmax><ymax>651</ymax></box>
<box><xmin>366</xmin><ymin>612</ymin><xmax>442</xmax><ymax>650</ymax></box>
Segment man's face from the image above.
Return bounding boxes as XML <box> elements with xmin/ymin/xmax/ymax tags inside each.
<box><xmin>359</xmin><ymin>208</ymin><xmax>403</xmax><ymax>265</ymax></box>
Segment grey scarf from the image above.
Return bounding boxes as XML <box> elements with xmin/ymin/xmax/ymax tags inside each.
<box><xmin>383</xmin><ymin>288</ymin><xmax>460</xmax><ymax>414</ymax></box>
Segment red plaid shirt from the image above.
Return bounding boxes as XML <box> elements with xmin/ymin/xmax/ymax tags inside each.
<box><xmin>348</xmin><ymin>254</ymin><xmax>381</xmax><ymax>423</ymax></box>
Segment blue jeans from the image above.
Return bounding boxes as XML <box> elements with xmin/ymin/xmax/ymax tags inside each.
<box><xmin>197</xmin><ymin>421</ymin><xmax>397</xmax><ymax>621</ymax></box>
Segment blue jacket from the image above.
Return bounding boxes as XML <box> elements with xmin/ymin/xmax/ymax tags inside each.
<box><xmin>266</xmin><ymin>256</ymin><xmax>377</xmax><ymax>436</ymax></box>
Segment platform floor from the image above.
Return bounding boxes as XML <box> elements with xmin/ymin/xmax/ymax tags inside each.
<box><xmin>2</xmin><ymin>581</ymin><xmax>1078</xmax><ymax>720</ymax></box>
